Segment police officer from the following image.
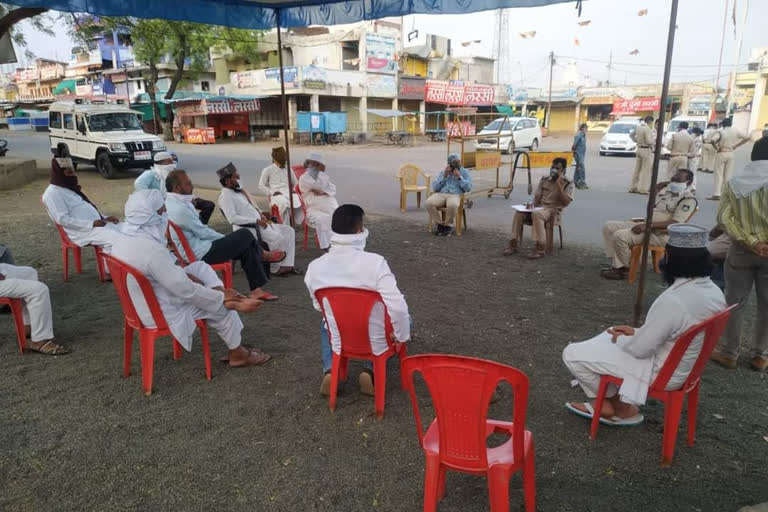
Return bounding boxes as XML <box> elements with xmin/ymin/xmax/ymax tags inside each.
<box><xmin>629</xmin><ymin>116</ymin><xmax>655</xmax><ymax>194</ymax></box>
<box><xmin>665</xmin><ymin>121</ymin><xmax>695</xmax><ymax>180</ymax></box>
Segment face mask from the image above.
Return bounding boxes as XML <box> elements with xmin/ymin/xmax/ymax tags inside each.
<box><xmin>549</xmin><ymin>168</ymin><xmax>560</xmax><ymax>179</ymax></box>
<box><xmin>155</xmin><ymin>163</ymin><xmax>175</xmax><ymax>179</ymax></box>
<box><xmin>450</xmin><ymin>161</ymin><xmax>460</xmax><ymax>169</ymax></box>
<box><xmin>307</xmin><ymin>166</ymin><xmax>319</xmax><ymax>179</ymax></box>
<box><xmin>667</xmin><ymin>182</ymin><xmax>686</xmax><ymax>194</ymax></box>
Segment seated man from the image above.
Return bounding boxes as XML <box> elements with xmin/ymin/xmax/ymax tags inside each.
<box><xmin>165</xmin><ymin>169</ymin><xmax>282</xmax><ymax>302</ymax></box>
<box><xmin>504</xmin><ymin>157</ymin><xmax>573</xmax><ymax>259</ymax></box>
<box><xmin>304</xmin><ymin>204</ymin><xmax>411</xmax><ymax>396</ymax></box>
<box><xmin>258</xmin><ymin>146</ymin><xmax>302</xmax><ymax>225</ymax></box>
<box><xmin>42</xmin><ymin>157</ymin><xmax>126</xmax><ymax>252</ymax></box>
<box><xmin>217</xmin><ymin>162</ymin><xmax>301</xmax><ymax>277</ymax></box>
<box><xmin>601</xmin><ymin>168</ymin><xmax>697</xmax><ymax>280</ymax></box>
<box><xmin>114</xmin><ymin>189</ymin><xmax>270</xmax><ymax>367</ymax></box>
<box><xmin>563</xmin><ymin>224</ymin><xmax>726</xmax><ymax>424</ymax></box>
<box><xmin>426</xmin><ymin>153</ymin><xmax>472</xmax><ymax>236</ymax></box>
<box><xmin>298</xmin><ymin>152</ymin><xmax>338</xmax><ymax>250</ymax></box>
<box><xmin>0</xmin><ymin>262</ymin><xmax>68</xmax><ymax>355</ymax></box>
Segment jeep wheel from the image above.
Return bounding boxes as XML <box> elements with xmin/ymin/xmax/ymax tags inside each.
<box><xmin>96</xmin><ymin>152</ymin><xmax>116</xmax><ymax>179</ymax></box>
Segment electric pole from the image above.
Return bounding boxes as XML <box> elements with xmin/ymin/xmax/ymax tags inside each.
<box><xmin>606</xmin><ymin>51</ymin><xmax>612</xmax><ymax>88</ymax></box>
<box><xmin>546</xmin><ymin>51</ymin><xmax>555</xmax><ymax>129</ymax></box>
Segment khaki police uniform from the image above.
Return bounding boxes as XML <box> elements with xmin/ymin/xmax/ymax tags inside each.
<box><xmin>629</xmin><ymin>122</ymin><xmax>654</xmax><ymax>193</ymax></box>
<box><xmin>665</xmin><ymin>130</ymin><xmax>695</xmax><ymax>180</ymax></box>
<box><xmin>511</xmin><ymin>176</ymin><xmax>574</xmax><ymax>243</ymax></box>
<box><xmin>713</xmin><ymin>127</ymin><xmax>746</xmax><ymax>197</ymax></box>
<box><xmin>602</xmin><ymin>188</ymin><xmax>697</xmax><ymax>269</ymax></box>
<box><xmin>700</xmin><ymin>128</ymin><xmax>718</xmax><ymax>172</ymax></box>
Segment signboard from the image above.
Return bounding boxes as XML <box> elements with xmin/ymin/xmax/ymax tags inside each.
<box><xmin>367</xmin><ymin>74</ymin><xmax>396</xmax><ymax>98</ymax></box>
<box><xmin>75</xmin><ymin>83</ymin><xmax>93</xmax><ymax>96</ymax></box>
<box><xmin>265</xmin><ymin>66</ymin><xmax>299</xmax><ymax>88</ymax></box>
<box><xmin>527</xmin><ymin>151</ymin><xmax>574</xmax><ymax>169</ymax></box>
<box><xmin>425</xmin><ymin>80</ymin><xmax>495</xmax><ymax>106</ymax></box>
<box><xmin>611</xmin><ymin>97</ymin><xmax>660</xmax><ymax>115</ymax></box>
<box><xmin>183</xmin><ymin>127</ymin><xmax>216</xmax><ymax>144</ymax></box>
<box><xmin>302</xmin><ymin>66</ymin><xmax>327</xmax><ymax>89</ymax></box>
<box><xmin>365</xmin><ymin>33</ymin><xmax>397</xmax><ymax>74</ymax></box>
<box><xmin>40</xmin><ymin>65</ymin><xmax>61</xmax><ymax>80</ymax></box>
<box><xmin>475</xmin><ymin>151</ymin><xmax>502</xmax><ymax>170</ymax></box>
<box><xmin>207</xmin><ymin>99</ymin><xmax>261</xmax><ymax>114</ymax></box>
<box><xmin>176</xmin><ymin>101</ymin><xmax>207</xmax><ymax>117</ymax></box>
<box><xmin>399</xmin><ymin>77</ymin><xmax>425</xmax><ymax>100</ymax></box>
<box><xmin>447</xmin><ymin>121</ymin><xmax>476</xmax><ymax>137</ymax></box>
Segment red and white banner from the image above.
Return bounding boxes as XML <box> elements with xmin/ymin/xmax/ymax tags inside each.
<box><xmin>425</xmin><ymin>80</ymin><xmax>495</xmax><ymax>106</ymax></box>
<box><xmin>611</xmin><ymin>97</ymin><xmax>660</xmax><ymax>114</ymax></box>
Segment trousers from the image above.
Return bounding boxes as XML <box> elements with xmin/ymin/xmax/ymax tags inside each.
<box><xmin>243</xmin><ymin>223</ymin><xmax>296</xmax><ymax>273</ymax></box>
<box><xmin>426</xmin><ymin>193</ymin><xmax>461</xmax><ymax>226</ymax></box>
<box><xmin>713</xmin><ymin>151</ymin><xmax>734</xmax><ymax>197</ymax></box>
<box><xmin>573</xmin><ymin>154</ymin><xmax>586</xmax><ymax>186</ymax></box>
<box><xmin>630</xmin><ymin>147</ymin><xmax>653</xmax><ymax>193</ymax></box>
<box><xmin>667</xmin><ymin>156</ymin><xmax>689</xmax><ymax>180</ymax></box>
<box><xmin>602</xmin><ymin>221</ymin><xmax>668</xmax><ymax>268</ymax></box>
<box><xmin>183</xmin><ymin>261</ymin><xmax>242</xmax><ymax>351</ymax></box>
<box><xmin>202</xmin><ymin>229</ymin><xmax>268</xmax><ymax>291</ymax></box>
<box><xmin>700</xmin><ymin>143</ymin><xmax>716</xmax><ymax>171</ymax></box>
<box><xmin>511</xmin><ymin>208</ymin><xmax>556</xmax><ymax>243</ymax></box>
<box><xmin>0</xmin><ymin>263</ymin><xmax>54</xmax><ymax>342</ymax></box>
<box><xmin>721</xmin><ymin>243</ymin><xmax>768</xmax><ymax>358</ymax></box>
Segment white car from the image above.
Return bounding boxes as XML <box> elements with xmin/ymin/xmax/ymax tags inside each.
<box><xmin>473</xmin><ymin>117</ymin><xmax>541</xmax><ymax>154</ymax></box>
<box><xmin>49</xmin><ymin>100</ymin><xmax>166</xmax><ymax>179</ymax></box>
<box><xmin>660</xmin><ymin>115</ymin><xmax>708</xmax><ymax>158</ymax></box>
<box><xmin>599</xmin><ymin>119</ymin><xmax>641</xmax><ymax>156</ymax></box>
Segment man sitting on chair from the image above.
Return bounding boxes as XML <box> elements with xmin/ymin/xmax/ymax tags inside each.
<box><xmin>113</xmin><ymin>189</ymin><xmax>270</xmax><ymax>367</ymax></box>
<box><xmin>304</xmin><ymin>204</ymin><xmax>411</xmax><ymax>397</ymax></box>
<box><xmin>601</xmin><ymin>168</ymin><xmax>697</xmax><ymax>280</ymax></box>
<box><xmin>563</xmin><ymin>224</ymin><xmax>725</xmax><ymax>425</ymax></box>
<box><xmin>258</xmin><ymin>146</ymin><xmax>302</xmax><ymax>225</ymax></box>
<box><xmin>217</xmin><ymin>162</ymin><xmax>301</xmax><ymax>277</ymax></box>
<box><xmin>504</xmin><ymin>157</ymin><xmax>573</xmax><ymax>259</ymax></box>
<box><xmin>298</xmin><ymin>153</ymin><xmax>338</xmax><ymax>250</ymax></box>
<box><xmin>426</xmin><ymin>153</ymin><xmax>472</xmax><ymax>236</ymax></box>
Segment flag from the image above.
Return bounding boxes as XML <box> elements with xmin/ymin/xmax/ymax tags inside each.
<box><xmin>638</xmin><ymin>9</ymin><xmax>648</xmax><ymax>16</ymax></box>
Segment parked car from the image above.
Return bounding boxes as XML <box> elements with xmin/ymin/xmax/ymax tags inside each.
<box><xmin>473</xmin><ymin>117</ymin><xmax>541</xmax><ymax>154</ymax></box>
<box><xmin>599</xmin><ymin>118</ymin><xmax>642</xmax><ymax>156</ymax></box>
<box><xmin>49</xmin><ymin>100</ymin><xmax>167</xmax><ymax>179</ymax></box>
<box><xmin>660</xmin><ymin>115</ymin><xmax>708</xmax><ymax>158</ymax></box>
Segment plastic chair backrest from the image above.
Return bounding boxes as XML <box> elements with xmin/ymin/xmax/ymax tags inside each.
<box><xmin>294</xmin><ymin>184</ymin><xmax>310</xmax><ymax>216</ymax></box>
<box><xmin>314</xmin><ymin>287</ymin><xmax>394</xmax><ymax>358</ymax></box>
<box><xmin>166</xmin><ymin>220</ymin><xmax>196</xmax><ymax>264</ymax></box>
<box><xmin>55</xmin><ymin>223</ymin><xmax>75</xmax><ymax>246</ymax></box>
<box><xmin>397</xmin><ymin>164</ymin><xmax>423</xmax><ymax>187</ymax></box>
<box><xmin>402</xmin><ymin>354</ymin><xmax>529</xmax><ymax>471</ymax></box>
<box><xmin>650</xmin><ymin>305</ymin><xmax>736</xmax><ymax>392</ymax></box>
<box><xmin>292</xmin><ymin>165</ymin><xmax>307</xmax><ymax>180</ymax></box>
<box><xmin>103</xmin><ymin>254</ymin><xmax>169</xmax><ymax>331</ymax></box>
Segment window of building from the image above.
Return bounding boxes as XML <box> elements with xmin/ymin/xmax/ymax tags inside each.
<box><xmin>201</xmin><ymin>80</ymin><xmax>210</xmax><ymax>92</ymax></box>
<box><xmin>136</xmin><ymin>80</ymin><xmax>143</xmax><ymax>90</ymax></box>
<box><xmin>49</xmin><ymin>111</ymin><xmax>61</xmax><ymax>129</ymax></box>
<box><xmin>430</xmin><ymin>35</ymin><xmax>437</xmax><ymax>50</ymax></box>
<box><xmin>447</xmin><ymin>39</ymin><xmax>451</xmax><ymax>56</ymax></box>
<box><xmin>63</xmin><ymin>113</ymin><xmax>74</xmax><ymax>130</ymax></box>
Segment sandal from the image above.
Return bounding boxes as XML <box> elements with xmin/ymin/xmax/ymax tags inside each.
<box><xmin>229</xmin><ymin>350</ymin><xmax>272</xmax><ymax>367</ymax></box>
<box><xmin>252</xmin><ymin>292</ymin><xmax>279</xmax><ymax>302</ymax></box>
<box><xmin>263</xmin><ymin>251</ymin><xmax>286</xmax><ymax>263</ymax></box>
<box><xmin>27</xmin><ymin>339</ymin><xmax>70</xmax><ymax>355</ymax></box>
<box><xmin>219</xmin><ymin>347</ymin><xmax>264</xmax><ymax>363</ymax></box>
<box><xmin>276</xmin><ymin>268</ymin><xmax>304</xmax><ymax>277</ymax></box>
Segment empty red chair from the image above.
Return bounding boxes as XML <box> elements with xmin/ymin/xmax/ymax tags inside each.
<box><xmin>54</xmin><ymin>224</ymin><xmax>107</xmax><ymax>282</ymax></box>
<box><xmin>590</xmin><ymin>305</ymin><xmax>736</xmax><ymax>466</ymax></box>
<box><xmin>402</xmin><ymin>354</ymin><xmax>535</xmax><ymax>512</ymax></box>
<box><xmin>295</xmin><ymin>184</ymin><xmax>321</xmax><ymax>251</ymax></box>
<box><xmin>0</xmin><ymin>297</ymin><xmax>26</xmax><ymax>353</ymax></box>
<box><xmin>166</xmin><ymin>220</ymin><xmax>233</xmax><ymax>289</ymax></box>
<box><xmin>103</xmin><ymin>254</ymin><xmax>212</xmax><ymax>396</ymax></box>
<box><xmin>314</xmin><ymin>287</ymin><xmax>407</xmax><ymax>419</ymax></box>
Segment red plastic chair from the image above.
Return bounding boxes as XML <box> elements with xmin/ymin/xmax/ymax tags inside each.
<box><xmin>314</xmin><ymin>287</ymin><xmax>407</xmax><ymax>419</ymax></box>
<box><xmin>295</xmin><ymin>184</ymin><xmax>321</xmax><ymax>251</ymax></box>
<box><xmin>590</xmin><ymin>305</ymin><xmax>736</xmax><ymax>466</ymax></box>
<box><xmin>55</xmin><ymin>224</ymin><xmax>107</xmax><ymax>282</ymax></box>
<box><xmin>103</xmin><ymin>254</ymin><xmax>212</xmax><ymax>396</ymax></box>
<box><xmin>402</xmin><ymin>354</ymin><xmax>535</xmax><ymax>512</ymax></box>
<box><xmin>270</xmin><ymin>204</ymin><xmax>282</xmax><ymax>224</ymax></box>
<box><xmin>166</xmin><ymin>220</ymin><xmax>233</xmax><ymax>289</ymax></box>
<box><xmin>0</xmin><ymin>297</ymin><xmax>26</xmax><ymax>354</ymax></box>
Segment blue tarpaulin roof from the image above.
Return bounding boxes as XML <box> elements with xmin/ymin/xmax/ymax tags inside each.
<box><xmin>5</xmin><ymin>0</ymin><xmax>578</xmax><ymax>29</ymax></box>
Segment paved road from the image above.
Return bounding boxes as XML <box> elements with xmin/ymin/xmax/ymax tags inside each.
<box><xmin>3</xmin><ymin>131</ymin><xmax>754</xmax><ymax>245</ymax></box>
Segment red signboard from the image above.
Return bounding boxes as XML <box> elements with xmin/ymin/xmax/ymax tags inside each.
<box><xmin>611</xmin><ymin>97</ymin><xmax>660</xmax><ymax>114</ymax></box>
<box><xmin>447</xmin><ymin>121</ymin><xmax>476</xmax><ymax>137</ymax></box>
<box><xmin>425</xmin><ymin>80</ymin><xmax>495</xmax><ymax>106</ymax></box>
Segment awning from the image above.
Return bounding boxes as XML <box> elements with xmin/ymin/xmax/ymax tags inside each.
<box><xmin>4</xmin><ymin>0</ymin><xmax>577</xmax><ymax>29</ymax></box>
<box><xmin>367</xmin><ymin>109</ymin><xmax>412</xmax><ymax>118</ymax></box>
<box><xmin>495</xmin><ymin>105</ymin><xmax>516</xmax><ymax>115</ymax></box>
<box><xmin>53</xmin><ymin>79</ymin><xmax>77</xmax><ymax>95</ymax></box>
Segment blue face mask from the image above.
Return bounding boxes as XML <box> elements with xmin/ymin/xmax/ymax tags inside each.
<box><xmin>667</xmin><ymin>182</ymin><xmax>687</xmax><ymax>194</ymax></box>
<box><xmin>307</xmin><ymin>166</ymin><xmax>319</xmax><ymax>179</ymax></box>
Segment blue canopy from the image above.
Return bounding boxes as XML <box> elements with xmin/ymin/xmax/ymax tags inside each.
<box><xmin>5</xmin><ymin>0</ymin><xmax>578</xmax><ymax>29</ymax></box>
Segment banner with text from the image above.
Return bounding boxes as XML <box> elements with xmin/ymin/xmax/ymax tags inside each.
<box><xmin>425</xmin><ymin>80</ymin><xmax>495</xmax><ymax>106</ymax></box>
<box><xmin>365</xmin><ymin>33</ymin><xmax>397</xmax><ymax>74</ymax></box>
<box><xmin>611</xmin><ymin>97</ymin><xmax>660</xmax><ymax>115</ymax></box>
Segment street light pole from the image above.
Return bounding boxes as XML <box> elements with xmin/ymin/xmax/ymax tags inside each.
<box><xmin>275</xmin><ymin>10</ymin><xmax>296</xmax><ymax>227</ymax></box>
<box><xmin>546</xmin><ymin>51</ymin><xmax>554</xmax><ymax>129</ymax></box>
<box><xmin>710</xmin><ymin>0</ymin><xmax>729</xmax><ymax>122</ymax></box>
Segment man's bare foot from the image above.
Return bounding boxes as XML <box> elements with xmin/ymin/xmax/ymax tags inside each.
<box><xmin>608</xmin><ymin>396</ymin><xmax>640</xmax><ymax>419</ymax></box>
<box><xmin>228</xmin><ymin>346</ymin><xmax>271</xmax><ymax>367</ymax></box>
<box><xmin>569</xmin><ymin>401</ymin><xmax>615</xmax><ymax>418</ymax></box>
<box><xmin>249</xmin><ymin>288</ymin><xmax>279</xmax><ymax>301</ymax></box>
<box><xmin>262</xmin><ymin>250</ymin><xmax>286</xmax><ymax>263</ymax></box>
<box><xmin>224</xmin><ymin>296</ymin><xmax>264</xmax><ymax>313</ymax></box>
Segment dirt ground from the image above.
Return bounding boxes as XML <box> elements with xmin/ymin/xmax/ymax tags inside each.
<box><xmin>1</xmin><ymin>172</ymin><xmax>767</xmax><ymax>512</ymax></box>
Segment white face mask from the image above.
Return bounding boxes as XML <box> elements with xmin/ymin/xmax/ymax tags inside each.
<box><xmin>667</xmin><ymin>182</ymin><xmax>687</xmax><ymax>194</ymax></box>
<box><xmin>155</xmin><ymin>163</ymin><xmax>176</xmax><ymax>179</ymax></box>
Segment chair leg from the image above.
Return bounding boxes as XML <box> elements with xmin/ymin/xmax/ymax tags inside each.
<box><xmin>423</xmin><ymin>455</ymin><xmax>441</xmax><ymax>512</ymax></box>
<box><xmin>139</xmin><ymin>331</ymin><xmax>156</xmax><ymax>396</ymax></box>
<box><xmin>329</xmin><ymin>353</ymin><xmax>341</xmax><ymax>412</ymax></box>
<box><xmin>374</xmin><ymin>357</ymin><xmax>387</xmax><ymax>420</ymax></box>
<box><xmin>417</xmin><ymin>191</ymin><xmax>422</xmax><ymax>209</ymax></box>
<box><xmin>400</xmin><ymin>190</ymin><xmax>406</xmax><ymax>213</ymax></box>
<box><xmin>487</xmin><ymin>466</ymin><xmax>511</xmax><ymax>512</ymax></box>
<box><xmin>661</xmin><ymin>393</ymin><xmax>685</xmax><ymax>466</ymax></box>
<box><xmin>94</xmin><ymin>247</ymin><xmax>106</xmax><ymax>282</ymax></box>
<box><xmin>172</xmin><ymin>339</ymin><xmax>183</xmax><ymax>360</ymax></box>
<box><xmin>652</xmin><ymin>249</ymin><xmax>663</xmax><ymax>274</ymax></box>
<box><xmin>123</xmin><ymin>323</ymin><xmax>134</xmax><ymax>377</ymax></box>
<box><xmin>523</xmin><ymin>440</ymin><xmax>536</xmax><ymax>512</ymax></box>
<box><xmin>627</xmin><ymin>247</ymin><xmax>641</xmax><ymax>284</ymax></box>
<box><xmin>199</xmin><ymin>322</ymin><xmax>212</xmax><ymax>381</ymax></box>
<box><xmin>398</xmin><ymin>345</ymin><xmax>408</xmax><ymax>390</ymax></box>
<box><xmin>9</xmin><ymin>300</ymin><xmax>26</xmax><ymax>354</ymax></box>
<box><xmin>303</xmin><ymin>223</ymin><xmax>309</xmax><ymax>251</ymax></box>
<box><xmin>62</xmin><ymin>245</ymin><xmax>69</xmax><ymax>281</ymax></box>
<box><xmin>686</xmin><ymin>384</ymin><xmax>700</xmax><ymax>447</ymax></box>
<box><xmin>437</xmin><ymin>465</ymin><xmax>447</xmax><ymax>500</ymax></box>
<box><xmin>74</xmin><ymin>246</ymin><xmax>83</xmax><ymax>274</ymax></box>
<box><xmin>590</xmin><ymin>377</ymin><xmax>610</xmax><ymax>440</ymax></box>
<box><xmin>559</xmin><ymin>225</ymin><xmax>563</xmax><ymax>249</ymax></box>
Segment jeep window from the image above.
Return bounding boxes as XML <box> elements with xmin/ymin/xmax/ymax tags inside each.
<box><xmin>76</xmin><ymin>115</ymin><xmax>87</xmax><ymax>133</ymax></box>
<box><xmin>63</xmin><ymin>113</ymin><xmax>74</xmax><ymax>130</ymax></box>
<box><xmin>88</xmin><ymin>113</ymin><xmax>142</xmax><ymax>132</ymax></box>
<box><xmin>49</xmin><ymin>112</ymin><xmax>62</xmax><ymax>129</ymax></box>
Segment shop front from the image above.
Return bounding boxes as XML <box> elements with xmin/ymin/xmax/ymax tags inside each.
<box><xmin>174</xmin><ymin>96</ymin><xmax>261</xmax><ymax>143</ymax></box>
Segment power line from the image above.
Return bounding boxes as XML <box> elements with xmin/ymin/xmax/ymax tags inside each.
<box><xmin>556</xmin><ymin>54</ymin><xmax>747</xmax><ymax>69</ymax></box>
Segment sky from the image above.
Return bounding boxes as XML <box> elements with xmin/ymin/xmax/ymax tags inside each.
<box><xmin>10</xmin><ymin>0</ymin><xmax>768</xmax><ymax>88</ymax></box>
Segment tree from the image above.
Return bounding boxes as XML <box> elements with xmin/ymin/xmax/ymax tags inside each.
<box><xmin>0</xmin><ymin>4</ymin><xmax>55</xmax><ymax>60</ymax></box>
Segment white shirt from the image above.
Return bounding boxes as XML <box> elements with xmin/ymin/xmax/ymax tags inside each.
<box><xmin>259</xmin><ymin>163</ymin><xmax>298</xmax><ymax>197</ymax></box>
<box><xmin>304</xmin><ymin>230</ymin><xmax>410</xmax><ymax>355</ymax></box>
<box><xmin>218</xmin><ymin>187</ymin><xmax>262</xmax><ymax>227</ymax></box>
<box><xmin>111</xmin><ymin>235</ymin><xmax>225</xmax><ymax>351</ymax></box>
<box><xmin>41</xmin><ymin>184</ymin><xmax>125</xmax><ymax>247</ymax></box>
<box><xmin>299</xmin><ymin>171</ymin><xmax>339</xmax><ymax>214</ymax></box>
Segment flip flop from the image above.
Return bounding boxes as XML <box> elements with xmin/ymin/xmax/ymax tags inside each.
<box><xmin>229</xmin><ymin>350</ymin><xmax>272</xmax><ymax>368</ymax></box>
<box><xmin>276</xmin><ymin>268</ymin><xmax>304</xmax><ymax>277</ymax></box>
<box><xmin>26</xmin><ymin>340</ymin><xmax>70</xmax><ymax>356</ymax></box>
<box><xmin>263</xmin><ymin>251</ymin><xmax>286</xmax><ymax>263</ymax></box>
<box><xmin>253</xmin><ymin>292</ymin><xmax>279</xmax><ymax>302</ymax></box>
<box><xmin>599</xmin><ymin>414</ymin><xmax>645</xmax><ymax>427</ymax></box>
<box><xmin>219</xmin><ymin>347</ymin><xmax>264</xmax><ymax>363</ymax></box>
<box><xmin>564</xmin><ymin>401</ymin><xmax>595</xmax><ymax>420</ymax></box>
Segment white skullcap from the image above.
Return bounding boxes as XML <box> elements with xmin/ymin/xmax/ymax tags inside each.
<box><xmin>667</xmin><ymin>224</ymin><xmax>708</xmax><ymax>249</ymax></box>
<box><xmin>154</xmin><ymin>151</ymin><xmax>173</xmax><ymax>163</ymax></box>
<box><xmin>307</xmin><ymin>152</ymin><xmax>325</xmax><ymax>165</ymax></box>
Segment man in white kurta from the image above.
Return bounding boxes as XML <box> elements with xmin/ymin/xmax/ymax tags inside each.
<box><xmin>563</xmin><ymin>224</ymin><xmax>726</xmax><ymax>424</ymax></box>
<box><xmin>0</xmin><ymin>262</ymin><xmax>68</xmax><ymax>355</ymax></box>
<box><xmin>305</xmin><ymin>204</ymin><xmax>411</xmax><ymax>396</ymax></box>
<box><xmin>112</xmin><ymin>189</ymin><xmax>270</xmax><ymax>367</ymax></box>
<box><xmin>42</xmin><ymin>157</ymin><xmax>126</xmax><ymax>251</ymax></box>
<box><xmin>216</xmin><ymin>163</ymin><xmax>300</xmax><ymax>276</ymax></box>
<box><xmin>258</xmin><ymin>146</ymin><xmax>302</xmax><ymax>225</ymax></box>
<box><xmin>298</xmin><ymin>152</ymin><xmax>339</xmax><ymax>250</ymax></box>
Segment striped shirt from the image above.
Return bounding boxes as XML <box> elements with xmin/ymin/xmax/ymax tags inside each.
<box><xmin>717</xmin><ymin>182</ymin><xmax>768</xmax><ymax>248</ymax></box>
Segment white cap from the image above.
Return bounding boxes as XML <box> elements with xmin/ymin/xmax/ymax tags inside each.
<box><xmin>154</xmin><ymin>151</ymin><xmax>173</xmax><ymax>163</ymax></box>
<box><xmin>667</xmin><ymin>223</ymin><xmax>708</xmax><ymax>249</ymax></box>
<box><xmin>307</xmin><ymin>152</ymin><xmax>325</xmax><ymax>166</ymax></box>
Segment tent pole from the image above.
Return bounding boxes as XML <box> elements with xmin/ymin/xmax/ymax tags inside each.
<box><xmin>632</xmin><ymin>0</ymin><xmax>680</xmax><ymax>327</ymax></box>
<box><xmin>276</xmin><ymin>9</ymin><xmax>296</xmax><ymax>227</ymax></box>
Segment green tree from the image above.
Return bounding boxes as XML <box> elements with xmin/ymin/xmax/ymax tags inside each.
<box><xmin>0</xmin><ymin>4</ymin><xmax>55</xmax><ymax>60</ymax></box>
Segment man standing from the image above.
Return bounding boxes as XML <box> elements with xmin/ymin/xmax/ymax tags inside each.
<box><xmin>629</xmin><ymin>116</ymin><xmax>655</xmax><ymax>194</ymax></box>
<box><xmin>258</xmin><ymin>146</ymin><xmax>302</xmax><ymax>225</ymax></box>
<box><xmin>425</xmin><ymin>153</ymin><xmax>472</xmax><ymax>236</ymax></box>
<box><xmin>710</xmin><ymin>118</ymin><xmax>751</xmax><ymax>200</ymax></box>
<box><xmin>665</xmin><ymin>121</ymin><xmax>695</xmax><ymax>180</ymax></box>
<box><xmin>217</xmin><ymin>163</ymin><xmax>301</xmax><ymax>277</ymax></box>
<box><xmin>504</xmin><ymin>157</ymin><xmax>573</xmax><ymax>259</ymax></box>
<box><xmin>165</xmin><ymin>169</ymin><xmax>282</xmax><ymax>302</ymax></box>
<box><xmin>711</xmin><ymin>136</ymin><xmax>768</xmax><ymax>371</ymax></box>
<box><xmin>298</xmin><ymin>153</ymin><xmax>339</xmax><ymax>250</ymax></box>
<box><xmin>571</xmin><ymin>123</ymin><xmax>588</xmax><ymax>189</ymax></box>
<box><xmin>601</xmin><ymin>169</ymin><xmax>697</xmax><ymax>280</ymax></box>
<box><xmin>700</xmin><ymin>123</ymin><xmax>719</xmax><ymax>173</ymax></box>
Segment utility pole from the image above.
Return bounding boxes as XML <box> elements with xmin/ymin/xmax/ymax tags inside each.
<box><xmin>711</xmin><ymin>0</ymin><xmax>729</xmax><ymax>122</ymax></box>
<box><xmin>546</xmin><ymin>51</ymin><xmax>555</xmax><ymax>129</ymax></box>
<box><xmin>606</xmin><ymin>51</ymin><xmax>612</xmax><ymax>88</ymax></box>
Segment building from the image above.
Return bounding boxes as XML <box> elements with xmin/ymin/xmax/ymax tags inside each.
<box><xmin>731</xmin><ymin>47</ymin><xmax>768</xmax><ymax>134</ymax></box>
<box><xmin>15</xmin><ymin>59</ymin><xmax>68</xmax><ymax>103</ymax></box>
